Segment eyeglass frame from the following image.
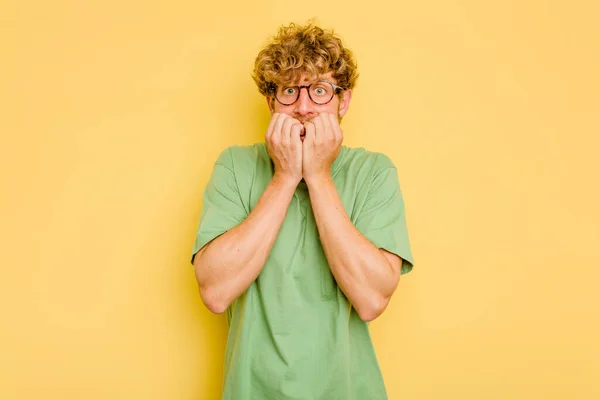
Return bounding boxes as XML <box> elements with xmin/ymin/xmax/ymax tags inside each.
<box><xmin>269</xmin><ymin>80</ymin><xmax>346</xmax><ymax>106</ymax></box>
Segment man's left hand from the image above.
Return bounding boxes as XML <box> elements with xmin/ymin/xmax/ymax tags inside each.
<box><xmin>302</xmin><ymin>112</ymin><xmax>343</xmax><ymax>182</ymax></box>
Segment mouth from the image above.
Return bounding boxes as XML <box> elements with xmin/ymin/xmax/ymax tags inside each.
<box><xmin>300</xmin><ymin>126</ymin><xmax>306</xmax><ymax>141</ymax></box>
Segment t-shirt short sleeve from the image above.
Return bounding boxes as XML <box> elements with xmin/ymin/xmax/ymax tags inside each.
<box><xmin>354</xmin><ymin>154</ymin><xmax>415</xmax><ymax>274</ymax></box>
<box><xmin>190</xmin><ymin>147</ymin><xmax>248</xmax><ymax>265</ymax></box>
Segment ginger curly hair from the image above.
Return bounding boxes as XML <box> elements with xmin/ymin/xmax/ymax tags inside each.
<box><xmin>252</xmin><ymin>22</ymin><xmax>359</xmax><ymax>97</ymax></box>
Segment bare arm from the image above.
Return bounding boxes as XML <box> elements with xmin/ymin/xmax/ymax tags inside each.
<box><xmin>193</xmin><ymin>113</ymin><xmax>304</xmax><ymax>314</ymax></box>
<box><xmin>306</xmin><ymin>175</ymin><xmax>402</xmax><ymax>322</ymax></box>
<box><xmin>193</xmin><ymin>173</ymin><xmax>297</xmax><ymax>314</ymax></box>
<box><xmin>302</xmin><ymin>113</ymin><xmax>403</xmax><ymax>322</ymax></box>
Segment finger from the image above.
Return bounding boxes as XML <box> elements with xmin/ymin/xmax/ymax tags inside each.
<box><xmin>289</xmin><ymin>118</ymin><xmax>303</xmax><ymax>140</ymax></box>
<box><xmin>311</xmin><ymin>115</ymin><xmax>325</xmax><ymax>143</ymax></box>
<box><xmin>319</xmin><ymin>112</ymin><xmax>333</xmax><ymax>141</ymax></box>
<box><xmin>328</xmin><ymin>113</ymin><xmax>343</xmax><ymax>144</ymax></box>
<box><xmin>266</xmin><ymin>113</ymin><xmax>279</xmax><ymax>142</ymax></box>
<box><xmin>271</xmin><ymin>113</ymin><xmax>287</xmax><ymax>144</ymax></box>
<box><xmin>290</xmin><ymin>123</ymin><xmax>303</xmax><ymax>146</ymax></box>
<box><xmin>304</xmin><ymin>121</ymin><xmax>316</xmax><ymax>144</ymax></box>
<box><xmin>282</xmin><ymin>117</ymin><xmax>295</xmax><ymax>146</ymax></box>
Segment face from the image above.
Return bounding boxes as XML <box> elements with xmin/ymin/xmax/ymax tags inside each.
<box><xmin>266</xmin><ymin>71</ymin><xmax>352</xmax><ymax>139</ymax></box>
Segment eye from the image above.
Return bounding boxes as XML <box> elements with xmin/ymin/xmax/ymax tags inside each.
<box><xmin>283</xmin><ymin>87</ymin><xmax>296</xmax><ymax>95</ymax></box>
<box><xmin>311</xmin><ymin>83</ymin><xmax>332</xmax><ymax>97</ymax></box>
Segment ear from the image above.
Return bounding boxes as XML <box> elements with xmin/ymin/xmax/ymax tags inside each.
<box><xmin>338</xmin><ymin>89</ymin><xmax>352</xmax><ymax>118</ymax></box>
<box><xmin>266</xmin><ymin>96</ymin><xmax>275</xmax><ymax>115</ymax></box>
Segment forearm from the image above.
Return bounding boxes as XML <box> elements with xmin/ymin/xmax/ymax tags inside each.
<box><xmin>306</xmin><ymin>175</ymin><xmax>399</xmax><ymax>321</ymax></box>
<box><xmin>194</xmin><ymin>173</ymin><xmax>297</xmax><ymax>313</ymax></box>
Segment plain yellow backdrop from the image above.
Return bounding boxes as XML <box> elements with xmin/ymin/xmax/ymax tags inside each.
<box><xmin>1</xmin><ymin>0</ymin><xmax>599</xmax><ymax>399</ymax></box>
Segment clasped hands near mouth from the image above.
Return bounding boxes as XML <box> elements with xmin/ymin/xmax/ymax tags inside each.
<box><xmin>266</xmin><ymin>112</ymin><xmax>343</xmax><ymax>185</ymax></box>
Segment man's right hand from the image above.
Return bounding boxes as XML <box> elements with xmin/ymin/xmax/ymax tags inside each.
<box><xmin>265</xmin><ymin>113</ymin><xmax>304</xmax><ymax>185</ymax></box>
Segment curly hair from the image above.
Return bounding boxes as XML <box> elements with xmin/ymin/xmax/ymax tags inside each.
<box><xmin>252</xmin><ymin>22</ymin><xmax>359</xmax><ymax>97</ymax></box>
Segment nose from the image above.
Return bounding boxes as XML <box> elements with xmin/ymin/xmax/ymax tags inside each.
<box><xmin>294</xmin><ymin>87</ymin><xmax>314</xmax><ymax>116</ymax></box>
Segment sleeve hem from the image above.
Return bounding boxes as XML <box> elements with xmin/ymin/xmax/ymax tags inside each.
<box><xmin>190</xmin><ymin>230</ymin><xmax>229</xmax><ymax>266</ymax></box>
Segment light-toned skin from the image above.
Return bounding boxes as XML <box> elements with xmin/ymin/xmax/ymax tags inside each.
<box><xmin>194</xmin><ymin>72</ymin><xmax>403</xmax><ymax>321</ymax></box>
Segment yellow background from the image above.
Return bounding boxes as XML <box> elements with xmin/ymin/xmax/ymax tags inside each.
<box><xmin>2</xmin><ymin>0</ymin><xmax>599</xmax><ymax>399</ymax></box>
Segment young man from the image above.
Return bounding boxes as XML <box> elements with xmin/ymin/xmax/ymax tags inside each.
<box><xmin>191</xmin><ymin>22</ymin><xmax>414</xmax><ymax>400</ymax></box>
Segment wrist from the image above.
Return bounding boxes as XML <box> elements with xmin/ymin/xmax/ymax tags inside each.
<box><xmin>305</xmin><ymin>172</ymin><xmax>334</xmax><ymax>188</ymax></box>
<box><xmin>272</xmin><ymin>172</ymin><xmax>301</xmax><ymax>191</ymax></box>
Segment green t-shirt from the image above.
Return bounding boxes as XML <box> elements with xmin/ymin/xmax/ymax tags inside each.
<box><xmin>191</xmin><ymin>142</ymin><xmax>414</xmax><ymax>400</ymax></box>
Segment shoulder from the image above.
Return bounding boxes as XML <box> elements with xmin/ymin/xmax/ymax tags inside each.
<box><xmin>342</xmin><ymin>146</ymin><xmax>397</xmax><ymax>175</ymax></box>
<box><xmin>215</xmin><ymin>142</ymin><xmax>268</xmax><ymax>170</ymax></box>
<box><xmin>339</xmin><ymin>147</ymin><xmax>401</xmax><ymax>196</ymax></box>
<box><xmin>227</xmin><ymin>142</ymin><xmax>267</xmax><ymax>160</ymax></box>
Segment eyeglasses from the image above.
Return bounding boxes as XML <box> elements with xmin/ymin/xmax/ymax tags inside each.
<box><xmin>273</xmin><ymin>81</ymin><xmax>344</xmax><ymax>106</ymax></box>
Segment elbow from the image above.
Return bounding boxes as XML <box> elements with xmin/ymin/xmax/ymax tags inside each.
<box><xmin>205</xmin><ymin>300</ymin><xmax>228</xmax><ymax>315</ymax></box>
<box><xmin>357</xmin><ymin>308</ymin><xmax>382</xmax><ymax>323</ymax></box>
<box><xmin>194</xmin><ymin>256</ymin><xmax>229</xmax><ymax>314</ymax></box>
<box><xmin>199</xmin><ymin>286</ymin><xmax>230</xmax><ymax>315</ymax></box>
<box><xmin>356</xmin><ymin>294</ymin><xmax>391</xmax><ymax>323</ymax></box>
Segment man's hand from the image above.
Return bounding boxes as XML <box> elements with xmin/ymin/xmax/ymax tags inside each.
<box><xmin>302</xmin><ymin>112</ymin><xmax>343</xmax><ymax>182</ymax></box>
<box><xmin>266</xmin><ymin>113</ymin><xmax>304</xmax><ymax>185</ymax></box>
